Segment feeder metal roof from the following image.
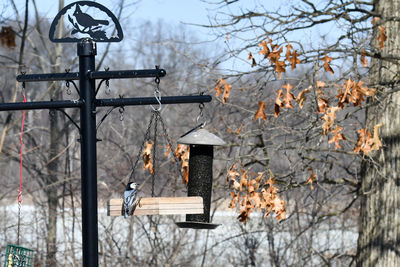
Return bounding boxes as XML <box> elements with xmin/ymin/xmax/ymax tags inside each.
<box><xmin>177</xmin><ymin>128</ymin><xmax>226</xmax><ymax>146</ymax></box>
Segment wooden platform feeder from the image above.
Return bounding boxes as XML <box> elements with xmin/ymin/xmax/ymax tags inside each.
<box><xmin>175</xmin><ymin>128</ymin><xmax>226</xmax><ymax>229</ymax></box>
<box><xmin>107</xmin><ymin>196</ymin><xmax>204</xmax><ymax>216</ymax></box>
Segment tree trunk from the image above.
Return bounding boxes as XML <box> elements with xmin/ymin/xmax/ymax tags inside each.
<box><xmin>45</xmin><ymin>1</ymin><xmax>64</xmax><ymax>266</ymax></box>
<box><xmin>45</xmin><ymin>185</ymin><xmax>59</xmax><ymax>267</ymax></box>
<box><xmin>357</xmin><ymin>0</ymin><xmax>400</xmax><ymax>266</ymax></box>
<box><xmin>45</xmin><ymin>73</ymin><xmax>63</xmax><ymax>267</ymax></box>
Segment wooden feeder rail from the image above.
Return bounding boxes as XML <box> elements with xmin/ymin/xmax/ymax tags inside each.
<box><xmin>107</xmin><ymin>196</ymin><xmax>203</xmax><ymax>216</ymax></box>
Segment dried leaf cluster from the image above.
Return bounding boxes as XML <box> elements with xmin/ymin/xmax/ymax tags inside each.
<box><xmin>142</xmin><ymin>141</ymin><xmax>154</xmax><ymax>174</ymax></box>
<box><xmin>371</xmin><ymin>17</ymin><xmax>387</xmax><ymax>51</ymax></box>
<box><xmin>354</xmin><ymin>124</ymin><xmax>383</xmax><ymax>154</ymax></box>
<box><xmin>227</xmin><ymin>163</ymin><xmax>286</xmax><ymax>224</ymax></box>
<box><xmin>0</xmin><ymin>26</ymin><xmax>16</xmax><ymax>50</ymax></box>
<box><xmin>255</xmin><ymin>38</ymin><xmax>301</xmax><ymax>78</ymax></box>
<box><xmin>174</xmin><ymin>144</ymin><xmax>189</xmax><ymax>184</ymax></box>
<box><xmin>214</xmin><ymin>78</ymin><xmax>232</xmax><ymax>103</ymax></box>
<box><xmin>273</xmin><ymin>75</ymin><xmax>381</xmax><ymax>154</ymax></box>
<box><xmin>142</xmin><ymin>142</ymin><xmax>190</xmax><ymax>184</ymax></box>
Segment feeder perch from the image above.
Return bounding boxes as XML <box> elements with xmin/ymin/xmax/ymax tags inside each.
<box><xmin>175</xmin><ymin>128</ymin><xmax>225</xmax><ymax>229</ymax></box>
<box><xmin>4</xmin><ymin>244</ymin><xmax>34</xmax><ymax>267</ymax></box>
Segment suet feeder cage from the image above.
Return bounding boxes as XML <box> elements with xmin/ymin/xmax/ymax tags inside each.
<box><xmin>3</xmin><ymin>244</ymin><xmax>34</xmax><ymax>267</ymax></box>
<box><xmin>175</xmin><ymin>128</ymin><xmax>226</xmax><ymax>229</ymax></box>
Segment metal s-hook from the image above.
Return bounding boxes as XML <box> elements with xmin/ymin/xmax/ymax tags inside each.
<box><xmin>196</xmin><ymin>103</ymin><xmax>206</xmax><ymax>127</ymax></box>
<box><xmin>65</xmin><ymin>69</ymin><xmax>72</xmax><ymax>95</ymax></box>
<box><xmin>151</xmin><ymin>90</ymin><xmax>162</xmax><ymax>111</ymax></box>
<box><xmin>151</xmin><ymin>69</ymin><xmax>162</xmax><ymax>111</ymax></box>
<box><xmin>118</xmin><ymin>94</ymin><xmax>125</xmax><ymax>121</ymax></box>
<box><xmin>119</xmin><ymin>106</ymin><xmax>125</xmax><ymax>121</ymax></box>
<box><xmin>105</xmin><ymin>79</ymin><xmax>111</xmax><ymax>95</ymax></box>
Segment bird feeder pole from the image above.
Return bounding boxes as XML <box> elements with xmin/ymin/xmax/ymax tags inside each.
<box><xmin>78</xmin><ymin>40</ymin><xmax>98</xmax><ymax>266</ymax></box>
<box><xmin>0</xmin><ymin>2</ymin><xmax>213</xmax><ymax>266</ymax></box>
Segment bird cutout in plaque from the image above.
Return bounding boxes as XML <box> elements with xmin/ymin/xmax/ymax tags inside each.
<box><xmin>49</xmin><ymin>1</ymin><xmax>123</xmax><ymax>43</ymax></box>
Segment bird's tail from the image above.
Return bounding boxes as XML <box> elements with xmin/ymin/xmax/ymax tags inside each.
<box><xmin>122</xmin><ymin>205</ymin><xmax>127</xmax><ymax>218</ymax></box>
<box><xmin>95</xmin><ymin>19</ymin><xmax>109</xmax><ymax>26</ymax></box>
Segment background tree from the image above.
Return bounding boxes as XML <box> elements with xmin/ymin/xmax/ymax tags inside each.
<box><xmin>357</xmin><ymin>0</ymin><xmax>400</xmax><ymax>265</ymax></box>
<box><xmin>202</xmin><ymin>0</ymin><xmax>398</xmax><ymax>266</ymax></box>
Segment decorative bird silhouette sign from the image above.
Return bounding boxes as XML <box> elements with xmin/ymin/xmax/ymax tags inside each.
<box><xmin>49</xmin><ymin>1</ymin><xmax>123</xmax><ymax>43</ymax></box>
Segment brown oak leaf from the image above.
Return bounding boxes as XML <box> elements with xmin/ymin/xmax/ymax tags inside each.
<box><xmin>275</xmin><ymin>61</ymin><xmax>286</xmax><ymax>78</ymax></box>
<box><xmin>317</xmin><ymin>96</ymin><xmax>329</xmax><ymax>114</ymax></box>
<box><xmin>248</xmin><ymin>51</ymin><xmax>257</xmax><ymax>67</ymax></box>
<box><xmin>305</xmin><ymin>168</ymin><xmax>316</xmax><ymax>190</ymax></box>
<box><xmin>378</xmin><ymin>26</ymin><xmax>387</xmax><ymax>51</ymax></box>
<box><xmin>282</xmin><ymin>83</ymin><xmax>294</xmax><ymax>108</ymax></box>
<box><xmin>322</xmin><ymin>54</ymin><xmax>334</xmax><ymax>74</ymax></box>
<box><xmin>274</xmin><ymin>89</ymin><xmax>284</xmax><ymax>117</ymax></box>
<box><xmin>371</xmin><ymin>124</ymin><xmax>383</xmax><ymax>151</ymax></box>
<box><xmin>328</xmin><ymin>125</ymin><xmax>346</xmax><ymax>150</ymax></box>
<box><xmin>321</xmin><ymin>106</ymin><xmax>340</xmax><ymax>135</ymax></box>
<box><xmin>143</xmin><ymin>141</ymin><xmax>154</xmax><ymax>174</ymax></box>
<box><xmin>371</xmin><ymin>17</ymin><xmax>380</xmax><ymax>25</ymax></box>
<box><xmin>259</xmin><ymin>40</ymin><xmax>270</xmax><ymax>58</ymax></box>
<box><xmin>254</xmin><ymin>101</ymin><xmax>267</xmax><ymax>121</ymax></box>
<box><xmin>361</xmin><ymin>50</ymin><xmax>368</xmax><ymax>67</ymax></box>
<box><xmin>296</xmin><ymin>86</ymin><xmax>311</xmax><ymax>109</ymax></box>
<box><xmin>0</xmin><ymin>26</ymin><xmax>16</xmax><ymax>50</ymax></box>
<box><xmin>175</xmin><ymin>144</ymin><xmax>189</xmax><ymax>183</ymax></box>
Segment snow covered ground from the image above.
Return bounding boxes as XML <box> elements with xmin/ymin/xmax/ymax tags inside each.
<box><xmin>0</xmin><ymin>203</ymin><xmax>358</xmax><ymax>266</ymax></box>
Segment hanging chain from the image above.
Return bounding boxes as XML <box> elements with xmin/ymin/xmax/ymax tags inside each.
<box><xmin>151</xmin><ymin>111</ymin><xmax>159</xmax><ymax>197</ymax></box>
<box><xmin>150</xmin><ymin>69</ymin><xmax>160</xmax><ymax>196</ymax></box>
<box><xmin>127</xmin><ymin>69</ymin><xmax>185</xmax><ymax>193</ymax></box>
<box><xmin>158</xmin><ymin>113</ymin><xmax>186</xmax><ymax>182</ymax></box>
<box><xmin>17</xmin><ymin>201</ymin><xmax>21</xmax><ymax>245</ymax></box>
<box><xmin>128</xmin><ymin>111</ymin><xmax>156</xmax><ymax>183</ymax></box>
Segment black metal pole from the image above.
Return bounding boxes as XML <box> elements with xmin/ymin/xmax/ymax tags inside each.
<box><xmin>95</xmin><ymin>95</ymin><xmax>212</xmax><ymax>107</ymax></box>
<box><xmin>0</xmin><ymin>99</ymin><xmax>83</xmax><ymax>111</ymax></box>
<box><xmin>16</xmin><ymin>68</ymin><xmax>166</xmax><ymax>82</ymax></box>
<box><xmin>78</xmin><ymin>40</ymin><xmax>98</xmax><ymax>267</ymax></box>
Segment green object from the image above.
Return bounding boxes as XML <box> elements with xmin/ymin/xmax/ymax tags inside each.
<box><xmin>3</xmin><ymin>245</ymin><xmax>34</xmax><ymax>267</ymax></box>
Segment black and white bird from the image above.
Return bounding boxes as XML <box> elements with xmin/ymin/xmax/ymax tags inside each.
<box><xmin>123</xmin><ymin>182</ymin><xmax>138</xmax><ymax>218</ymax></box>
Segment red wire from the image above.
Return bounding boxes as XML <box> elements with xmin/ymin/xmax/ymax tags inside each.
<box><xmin>18</xmin><ymin>93</ymin><xmax>26</xmax><ymax>203</ymax></box>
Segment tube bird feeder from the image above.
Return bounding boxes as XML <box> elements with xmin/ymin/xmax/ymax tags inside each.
<box><xmin>176</xmin><ymin>128</ymin><xmax>225</xmax><ymax>229</ymax></box>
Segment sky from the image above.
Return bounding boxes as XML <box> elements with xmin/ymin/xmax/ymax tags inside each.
<box><xmin>3</xmin><ymin>0</ymin><xmax>343</xmax><ymax>73</ymax></box>
<box><xmin>10</xmin><ymin>0</ymin><xmax>211</xmax><ymax>21</ymax></box>
<box><xmin>9</xmin><ymin>0</ymin><xmax>214</xmax><ymax>38</ymax></box>
<box><xmin>134</xmin><ymin>0</ymin><xmax>211</xmax><ymax>26</ymax></box>
<box><xmin>5</xmin><ymin>0</ymin><xmax>222</xmax><ymax>58</ymax></box>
